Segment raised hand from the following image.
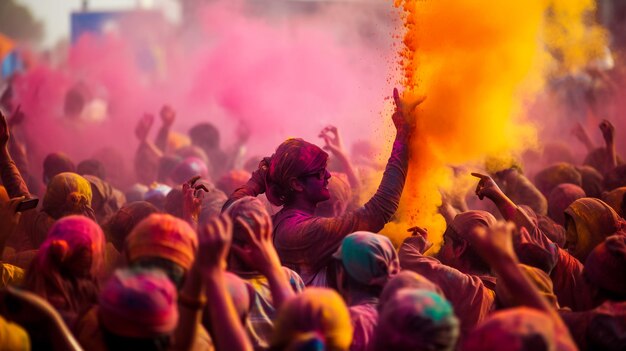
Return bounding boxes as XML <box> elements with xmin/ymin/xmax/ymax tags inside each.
<box><xmin>319</xmin><ymin>125</ymin><xmax>345</xmax><ymax>156</ymax></box>
<box><xmin>471</xmin><ymin>172</ymin><xmax>504</xmax><ymax>201</ymax></box>
<box><xmin>160</xmin><ymin>105</ymin><xmax>176</xmax><ymax>127</ymax></box>
<box><xmin>232</xmin><ymin>212</ymin><xmax>281</xmax><ymax>276</ymax></box>
<box><xmin>406</xmin><ymin>226</ymin><xmax>432</xmax><ymax>253</ymax></box>
<box><xmin>392</xmin><ymin>87</ymin><xmax>426</xmax><ymax>138</ymax></box>
<box><xmin>182</xmin><ymin>176</ymin><xmax>209</xmax><ymax>225</ymax></box>
<box><xmin>196</xmin><ymin>214</ymin><xmax>232</xmax><ymax>274</ymax></box>
<box><xmin>135</xmin><ymin>113</ymin><xmax>154</xmax><ymax>142</ymax></box>
<box><xmin>599</xmin><ymin>119</ymin><xmax>615</xmax><ymax>145</ymax></box>
<box><xmin>465</xmin><ymin>221</ymin><xmax>518</xmax><ymax>266</ymax></box>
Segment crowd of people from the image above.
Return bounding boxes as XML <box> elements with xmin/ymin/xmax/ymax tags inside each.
<box><xmin>0</xmin><ymin>83</ymin><xmax>623</xmax><ymax>351</ymax></box>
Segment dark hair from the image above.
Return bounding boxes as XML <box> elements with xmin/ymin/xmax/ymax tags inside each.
<box><xmin>43</xmin><ymin>153</ymin><xmax>76</xmax><ymax>183</ymax></box>
<box><xmin>77</xmin><ymin>159</ymin><xmax>107</xmax><ymax>180</ymax></box>
<box><xmin>189</xmin><ymin>123</ymin><xmax>220</xmax><ymax>150</ymax></box>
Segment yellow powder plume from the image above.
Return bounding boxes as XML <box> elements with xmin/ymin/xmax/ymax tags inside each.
<box><xmin>381</xmin><ymin>0</ymin><xmax>607</xmax><ymax>250</ymax></box>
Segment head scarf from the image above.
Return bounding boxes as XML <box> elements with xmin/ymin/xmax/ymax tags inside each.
<box><xmin>24</xmin><ymin>216</ymin><xmax>105</xmax><ymax>325</ymax></box>
<box><xmin>577</xmin><ymin>165</ymin><xmax>604</xmax><ymax>198</ymax></box>
<box><xmin>99</xmin><ymin>268</ymin><xmax>178</xmax><ymax>338</ymax></box>
<box><xmin>43</xmin><ymin>152</ymin><xmax>76</xmax><ymax>183</ymax></box>
<box><xmin>38</xmin><ymin>215</ymin><xmax>106</xmax><ymax>277</ymax></box>
<box><xmin>266</xmin><ymin>138</ymin><xmax>328</xmax><ymax>206</ymax></box>
<box><xmin>378</xmin><ymin>271</ymin><xmax>444</xmax><ymax>312</ymax></box>
<box><xmin>496</xmin><ymin>264</ymin><xmax>559</xmax><ymax>309</ymax></box>
<box><xmin>125</xmin><ymin>213</ymin><xmax>198</xmax><ymax>271</ymax></box>
<box><xmin>0</xmin><ymin>315</ymin><xmax>29</xmax><ymax>350</ymax></box>
<box><xmin>217</xmin><ymin>170</ymin><xmax>252</xmax><ymax>196</ymax></box>
<box><xmin>548</xmin><ymin>183</ymin><xmax>586</xmax><ymax>226</ymax></box>
<box><xmin>534</xmin><ymin>163</ymin><xmax>582</xmax><ymax>197</ymax></box>
<box><xmin>271</xmin><ymin>288</ymin><xmax>352</xmax><ymax>351</ymax></box>
<box><xmin>462</xmin><ymin>308</ymin><xmax>556</xmax><ymax>351</ymax></box>
<box><xmin>448</xmin><ymin>210</ymin><xmax>497</xmax><ymax>241</ymax></box>
<box><xmin>105</xmin><ymin>201</ymin><xmax>159</xmax><ymax>252</ymax></box>
<box><xmin>42</xmin><ymin>172</ymin><xmax>94</xmax><ymax>220</ymax></box>
<box><xmin>374</xmin><ymin>288</ymin><xmax>459</xmax><ymax>351</ymax></box>
<box><xmin>584</xmin><ymin>234</ymin><xmax>626</xmax><ymax>296</ymax></box>
<box><xmin>602</xmin><ymin>187</ymin><xmax>626</xmax><ymax>218</ymax></box>
<box><xmin>332</xmin><ymin>232</ymin><xmax>399</xmax><ymax>287</ymax></box>
<box><xmin>125</xmin><ymin>183</ymin><xmax>149</xmax><ymax>203</ymax></box>
<box><xmin>169</xmin><ymin>157</ymin><xmax>210</xmax><ymax>185</ymax></box>
<box><xmin>564</xmin><ymin>198</ymin><xmax>625</xmax><ymax>261</ymax></box>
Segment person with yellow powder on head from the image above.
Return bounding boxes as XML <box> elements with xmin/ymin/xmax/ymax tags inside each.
<box><xmin>222</xmin><ymin>89</ymin><xmax>422</xmax><ymax>287</ymax></box>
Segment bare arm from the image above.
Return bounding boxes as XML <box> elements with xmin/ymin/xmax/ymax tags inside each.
<box><xmin>599</xmin><ymin>119</ymin><xmax>617</xmax><ymax>171</ymax></box>
<box><xmin>319</xmin><ymin>125</ymin><xmax>360</xmax><ymax>192</ymax></box>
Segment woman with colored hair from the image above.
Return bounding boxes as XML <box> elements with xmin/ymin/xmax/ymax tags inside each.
<box><xmin>223</xmin><ymin>89</ymin><xmax>422</xmax><ymax>286</ymax></box>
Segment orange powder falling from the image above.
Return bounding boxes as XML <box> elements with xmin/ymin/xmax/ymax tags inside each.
<box><xmin>381</xmin><ymin>0</ymin><xmax>606</xmax><ymax>249</ymax></box>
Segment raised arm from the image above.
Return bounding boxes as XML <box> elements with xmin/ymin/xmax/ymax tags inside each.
<box><xmin>599</xmin><ymin>119</ymin><xmax>617</xmax><ymax>171</ymax></box>
<box><xmin>319</xmin><ymin>125</ymin><xmax>360</xmax><ymax>192</ymax></box>
<box><xmin>155</xmin><ymin>105</ymin><xmax>176</xmax><ymax>153</ymax></box>
<box><xmin>0</xmin><ymin>109</ymin><xmax>29</xmax><ymax>197</ymax></box>
<box><xmin>571</xmin><ymin>122</ymin><xmax>595</xmax><ymax>153</ymax></box>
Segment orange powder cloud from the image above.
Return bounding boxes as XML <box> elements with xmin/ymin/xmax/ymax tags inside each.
<box><xmin>381</xmin><ymin>0</ymin><xmax>606</xmax><ymax>249</ymax></box>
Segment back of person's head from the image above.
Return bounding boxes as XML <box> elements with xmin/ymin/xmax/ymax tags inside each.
<box><xmin>602</xmin><ymin>186</ymin><xmax>626</xmax><ymax>218</ymax></box>
<box><xmin>577</xmin><ymin>165</ymin><xmax>604</xmax><ymax>198</ymax></box>
<box><xmin>332</xmin><ymin>231</ymin><xmax>399</xmax><ymax>296</ymax></box>
<box><xmin>169</xmin><ymin>157</ymin><xmax>209</xmax><ymax>185</ymax></box>
<box><xmin>125</xmin><ymin>213</ymin><xmax>197</xmax><ymax>286</ymax></box>
<box><xmin>315</xmin><ymin>172</ymin><xmax>352</xmax><ymax>218</ymax></box>
<box><xmin>189</xmin><ymin>122</ymin><xmax>220</xmax><ymax>151</ymax></box>
<box><xmin>99</xmin><ymin>268</ymin><xmax>177</xmax><ymax>351</ymax></box>
<box><xmin>442</xmin><ymin>210</ymin><xmax>496</xmax><ymax>273</ymax></box>
<box><xmin>534</xmin><ymin>163</ymin><xmax>582</xmax><ymax>197</ymax></box>
<box><xmin>144</xmin><ymin>183</ymin><xmax>172</xmax><ymax>211</ymax></box>
<box><xmin>604</xmin><ymin>165</ymin><xmax>626</xmax><ymax>193</ymax></box>
<box><xmin>77</xmin><ymin>158</ymin><xmax>107</xmax><ymax>181</ymax></box>
<box><xmin>216</xmin><ymin>169</ymin><xmax>252</xmax><ymax>196</ymax></box>
<box><xmin>266</xmin><ymin>138</ymin><xmax>328</xmax><ymax>206</ymax></box>
<box><xmin>462</xmin><ymin>308</ymin><xmax>555</xmax><ymax>351</ymax></box>
<box><xmin>584</xmin><ymin>234</ymin><xmax>626</xmax><ymax>301</ymax></box>
<box><xmin>42</xmin><ymin>172</ymin><xmax>93</xmax><ymax>220</ymax></box>
<box><xmin>547</xmin><ymin>183</ymin><xmax>585</xmax><ymax>226</ymax></box>
<box><xmin>43</xmin><ymin>153</ymin><xmax>76</xmax><ymax>184</ymax></box>
<box><xmin>156</xmin><ymin>155</ymin><xmax>182</xmax><ymax>184</ymax></box>
<box><xmin>105</xmin><ymin>201</ymin><xmax>159</xmax><ymax>252</ymax></box>
<box><xmin>564</xmin><ymin>197</ymin><xmax>623</xmax><ymax>262</ymax></box>
<box><xmin>34</xmin><ymin>215</ymin><xmax>106</xmax><ymax>278</ymax></box>
<box><xmin>373</xmin><ymin>288</ymin><xmax>459</xmax><ymax>351</ymax></box>
<box><xmin>270</xmin><ymin>288</ymin><xmax>353</xmax><ymax>351</ymax></box>
<box><xmin>378</xmin><ymin>270</ymin><xmax>444</xmax><ymax>312</ymax></box>
<box><xmin>125</xmin><ymin>183</ymin><xmax>149</xmax><ymax>203</ymax></box>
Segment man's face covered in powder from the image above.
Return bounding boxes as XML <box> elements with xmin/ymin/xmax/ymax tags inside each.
<box><xmin>299</xmin><ymin>167</ymin><xmax>332</xmax><ymax>204</ymax></box>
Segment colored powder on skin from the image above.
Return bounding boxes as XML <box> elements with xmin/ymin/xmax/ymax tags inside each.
<box><xmin>382</xmin><ymin>0</ymin><xmax>607</xmax><ymax>249</ymax></box>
